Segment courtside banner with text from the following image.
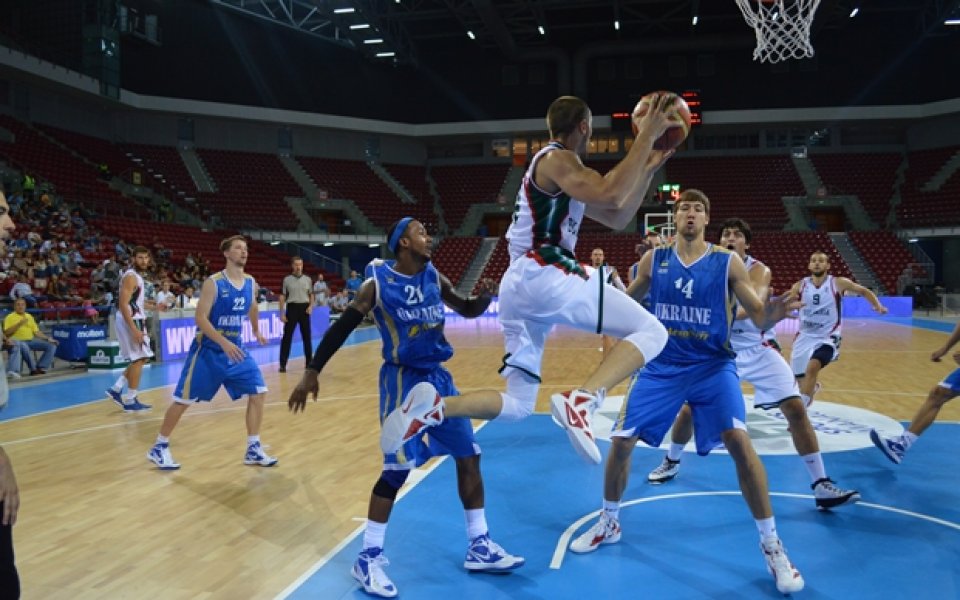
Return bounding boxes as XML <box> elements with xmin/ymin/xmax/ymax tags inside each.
<box><xmin>159</xmin><ymin>306</ymin><xmax>330</xmax><ymax>361</ymax></box>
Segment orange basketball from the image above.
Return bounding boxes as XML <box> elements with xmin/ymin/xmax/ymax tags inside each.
<box><xmin>631</xmin><ymin>91</ymin><xmax>692</xmax><ymax>151</ymax></box>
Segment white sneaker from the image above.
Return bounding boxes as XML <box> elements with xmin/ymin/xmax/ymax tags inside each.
<box><xmin>463</xmin><ymin>533</ymin><xmax>525</xmax><ymax>572</ymax></box>
<box><xmin>146</xmin><ymin>443</ymin><xmax>181</xmax><ymax>470</ymax></box>
<box><xmin>549</xmin><ymin>389</ymin><xmax>602</xmax><ymax>464</ymax></box>
<box><xmin>6</xmin><ymin>372</ymin><xmax>20</xmax><ymax>380</ymax></box>
<box><xmin>761</xmin><ymin>536</ymin><xmax>804</xmax><ymax>594</ymax></box>
<box><xmin>812</xmin><ymin>477</ymin><xmax>860</xmax><ymax>510</ymax></box>
<box><xmin>647</xmin><ymin>457</ymin><xmax>681</xmax><ymax>484</ymax></box>
<box><xmin>380</xmin><ymin>382</ymin><xmax>444</xmax><ymax>455</ymax></box>
<box><xmin>244</xmin><ymin>442</ymin><xmax>278</xmax><ymax>467</ymax></box>
<box><xmin>352</xmin><ymin>547</ymin><xmax>398</xmax><ymax>598</ymax></box>
<box><xmin>570</xmin><ymin>514</ymin><xmax>621</xmax><ymax>554</ymax></box>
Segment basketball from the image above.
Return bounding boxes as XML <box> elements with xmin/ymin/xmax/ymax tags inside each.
<box><xmin>631</xmin><ymin>91</ymin><xmax>692</xmax><ymax>151</ymax></box>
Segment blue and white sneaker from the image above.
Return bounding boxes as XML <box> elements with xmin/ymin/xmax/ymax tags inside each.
<box><xmin>106</xmin><ymin>388</ymin><xmax>125</xmax><ymax>409</ymax></box>
<box><xmin>244</xmin><ymin>442</ymin><xmax>278</xmax><ymax>467</ymax></box>
<box><xmin>870</xmin><ymin>429</ymin><xmax>905</xmax><ymax>464</ymax></box>
<box><xmin>147</xmin><ymin>443</ymin><xmax>181</xmax><ymax>470</ymax></box>
<box><xmin>352</xmin><ymin>547</ymin><xmax>398</xmax><ymax>598</ymax></box>
<box><xmin>109</xmin><ymin>389</ymin><xmax>152</xmax><ymax>412</ymax></box>
<box><xmin>464</xmin><ymin>533</ymin><xmax>525</xmax><ymax>572</ymax></box>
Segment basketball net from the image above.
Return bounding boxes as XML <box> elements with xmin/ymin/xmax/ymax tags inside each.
<box><xmin>735</xmin><ymin>0</ymin><xmax>821</xmax><ymax>64</ymax></box>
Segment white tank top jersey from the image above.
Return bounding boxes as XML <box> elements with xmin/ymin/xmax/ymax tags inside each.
<box><xmin>730</xmin><ymin>256</ymin><xmax>778</xmax><ymax>352</ymax></box>
<box><xmin>506</xmin><ymin>141</ymin><xmax>586</xmax><ymax>263</ymax></box>
<box><xmin>120</xmin><ymin>268</ymin><xmax>148</xmax><ymax>321</ymax></box>
<box><xmin>797</xmin><ymin>274</ymin><xmax>842</xmax><ymax>338</ymax></box>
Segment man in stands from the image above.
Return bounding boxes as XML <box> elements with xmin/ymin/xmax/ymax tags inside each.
<box><xmin>3</xmin><ymin>298</ymin><xmax>58</xmax><ymax>376</ymax></box>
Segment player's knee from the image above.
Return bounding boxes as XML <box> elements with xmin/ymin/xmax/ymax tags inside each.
<box><xmin>624</xmin><ymin>321</ymin><xmax>669</xmax><ymax>364</ymax></box>
<box><xmin>497</xmin><ymin>392</ymin><xmax>535</xmax><ymax>422</ymax></box>
<box><xmin>372</xmin><ymin>469</ymin><xmax>410</xmax><ymax>500</ymax></box>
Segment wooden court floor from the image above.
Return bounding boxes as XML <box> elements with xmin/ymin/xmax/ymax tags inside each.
<box><xmin>1</xmin><ymin>316</ymin><xmax>957</xmax><ymax>599</ymax></box>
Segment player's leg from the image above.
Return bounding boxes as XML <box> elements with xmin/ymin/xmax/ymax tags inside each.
<box><xmin>871</xmin><ymin>371</ymin><xmax>959</xmax><ymax>464</ymax></box>
<box><xmin>647</xmin><ymin>404</ymin><xmax>691</xmax><ymax>484</ymax></box>
<box><xmin>354</xmin><ymin>465</ymin><xmax>408</xmax><ymax>598</ymax></box>
<box><xmin>224</xmin><ymin>355</ymin><xmax>276</xmax><ymax>466</ymax></box>
<box><xmin>108</xmin><ymin>316</ymin><xmax>153</xmax><ymax>411</ymax></box>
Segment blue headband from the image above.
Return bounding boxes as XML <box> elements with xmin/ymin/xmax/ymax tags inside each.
<box><xmin>388</xmin><ymin>217</ymin><xmax>414</xmax><ymax>254</ymax></box>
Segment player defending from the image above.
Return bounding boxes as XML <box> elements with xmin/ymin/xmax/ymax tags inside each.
<box><xmin>289</xmin><ymin>218</ymin><xmax>522</xmax><ymax>598</ymax></box>
<box><xmin>106</xmin><ymin>246</ymin><xmax>154</xmax><ymax>412</ymax></box>
<box><xmin>147</xmin><ymin>235</ymin><xmax>275</xmax><ymax>470</ymax></box>
<box><xmin>570</xmin><ymin>191</ymin><xmax>804</xmax><ymax>594</ymax></box>
<box><xmin>789</xmin><ymin>251</ymin><xmax>887</xmax><ymax>406</ymax></box>
<box><xmin>646</xmin><ymin>218</ymin><xmax>859</xmax><ymax>510</ymax></box>
<box><xmin>381</xmin><ymin>94</ymin><xmax>678</xmax><ymax>466</ymax></box>
<box><xmin>871</xmin><ymin>320</ymin><xmax>960</xmax><ymax>464</ymax></box>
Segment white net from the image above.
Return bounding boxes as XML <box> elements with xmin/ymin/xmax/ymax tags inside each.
<box><xmin>735</xmin><ymin>0</ymin><xmax>822</xmax><ymax>64</ymax></box>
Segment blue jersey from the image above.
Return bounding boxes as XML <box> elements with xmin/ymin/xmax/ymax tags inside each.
<box><xmin>367</xmin><ymin>259</ymin><xmax>454</xmax><ymax>368</ymax></box>
<box><xmin>199</xmin><ymin>271</ymin><xmax>255</xmax><ymax>352</ymax></box>
<box><xmin>648</xmin><ymin>244</ymin><xmax>736</xmax><ymax>365</ymax></box>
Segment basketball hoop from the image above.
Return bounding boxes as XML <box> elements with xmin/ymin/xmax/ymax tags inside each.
<box><xmin>735</xmin><ymin>0</ymin><xmax>821</xmax><ymax>64</ymax></box>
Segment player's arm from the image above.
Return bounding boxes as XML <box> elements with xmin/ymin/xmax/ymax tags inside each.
<box><xmin>730</xmin><ymin>254</ymin><xmax>797</xmax><ymax>330</ymax></box>
<box><xmin>835</xmin><ymin>277</ymin><xmax>887</xmax><ymax>314</ymax></box>
<box><xmin>247</xmin><ymin>281</ymin><xmax>265</xmax><ymax>345</ymax></box>
<box><xmin>289</xmin><ymin>280</ymin><xmax>376</xmax><ymax>413</ymax></box>
<box><xmin>584</xmin><ymin>148</ymin><xmax>674</xmax><ymax>230</ymax></box>
<box><xmin>608</xmin><ymin>268</ymin><xmax>627</xmax><ymax>292</ymax></box>
<box><xmin>117</xmin><ymin>273</ymin><xmax>143</xmax><ymax>341</ymax></box>
<box><xmin>932</xmin><ymin>320</ymin><xmax>960</xmax><ymax>363</ymax></box>
<box><xmin>625</xmin><ymin>251</ymin><xmax>655</xmax><ymax>303</ymax></box>
<box><xmin>440</xmin><ymin>272</ymin><xmax>494</xmax><ymax>318</ymax></box>
<box><xmin>735</xmin><ymin>262</ymin><xmax>772</xmax><ymax>320</ymax></box>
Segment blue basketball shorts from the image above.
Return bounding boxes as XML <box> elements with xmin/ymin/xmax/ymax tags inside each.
<box><xmin>174</xmin><ymin>342</ymin><xmax>268</xmax><ymax>402</ymax></box>
<box><xmin>939</xmin><ymin>368</ymin><xmax>960</xmax><ymax>394</ymax></box>
<box><xmin>379</xmin><ymin>363</ymin><xmax>478</xmax><ymax>469</ymax></box>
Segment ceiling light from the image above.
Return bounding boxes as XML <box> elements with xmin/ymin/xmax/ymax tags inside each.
<box><xmin>849</xmin><ymin>7</ymin><xmax>859</xmax><ymax>18</ymax></box>
<box><xmin>537</xmin><ymin>25</ymin><xmax>545</xmax><ymax>35</ymax></box>
<box><xmin>333</xmin><ymin>8</ymin><xmax>355</xmax><ymax>14</ymax></box>
<box><xmin>323</xmin><ymin>242</ymin><xmax>334</xmax><ymax>247</ymax></box>
<box><xmin>349</xmin><ymin>23</ymin><xmax>370</xmax><ymax>30</ymax></box>
<box><xmin>692</xmin><ymin>15</ymin><xmax>699</xmax><ymax>25</ymax></box>
<box><xmin>376</xmin><ymin>51</ymin><xmax>395</xmax><ymax>58</ymax></box>
<box><xmin>364</xmin><ymin>38</ymin><xmax>383</xmax><ymax>44</ymax></box>
<box><xmin>467</xmin><ymin>30</ymin><xmax>476</xmax><ymax>40</ymax></box>
<box><xmin>614</xmin><ymin>20</ymin><xmax>620</xmax><ymax>31</ymax></box>
<box><xmin>946</xmin><ymin>19</ymin><xmax>960</xmax><ymax>25</ymax></box>
<box><xmin>368</xmin><ymin>243</ymin><xmax>381</xmax><ymax>247</ymax></box>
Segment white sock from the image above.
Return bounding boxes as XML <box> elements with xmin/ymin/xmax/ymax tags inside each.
<box><xmin>602</xmin><ymin>499</ymin><xmax>620</xmax><ymax>522</ymax></box>
<box><xmin>247</xmin><ymin>435</ymin><xmax>260</xmax><ymax>446</ymax></box>
<box><xmin>464</xmin><ymin>508</ymin><xmax>487</xmax><ymax>541</ymax></box>
<box><xmin>156</xmin><ymin>434</ymin><xmax>170</xmax><ymax>445</ymax></box>
<box><xmin>901</xmin><ymin>431</ymin><xmax>918</xmax><ymax>449</ymax></box>
<box><xmin>111</xmin><ymin>375</ymin><xmax>128</xmax><ymax>392</ymax></box>
<box><xmin>800</xmin><ymin>393</ymin><xmax>811</xmax><ymax>406</ymax></box>
<box><xmin>800</xmin><ymin>452</ymin><xmax>827</xmax><ymax>483</ymax></box>
<box><xmin>122</xmin><ymin>389</ymin><xmax>138</xmax><ymax>403</ymax></box>
<box><xmin>363</xmin><ymin>520</ymin><xmax>387</xmax><ymax>550</ymax></box>
<box><xmin>756</xmin><ymin>517</ymin><xmax>777</xmax><ymax>540</ymax></box>
<box><xmin>666</xmin><ymin>443</ymin><xmax>685</xmax><ymax>462</ymax></box>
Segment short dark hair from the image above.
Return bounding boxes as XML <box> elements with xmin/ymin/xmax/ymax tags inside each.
<box><xmin>719</xmin><ymin>218</ymin><xmax>752</xmax><ymax>244</ymax></box>
<box><xmin>673</xmin><ymin>189</ymin><xmax>711</xmax><ymax>215</ymax></box>
<box><xmin>290</xmin><ymin>256</ymin><xmax>303</xmax><ymax>264</ymax></box>
<box><xmin>220</xmin><ymin>235</ymin><xmax>246</xmax><ymax>252</ymax></box>
<box><xmin>131</xmin><ymin>246</ymin><xmax>151</xmax><ymax>257</ymax></box>
<box><xmin>546</xmin><ymin>96</ymin><xmax>590</xmax><ymax>138</ymax></box>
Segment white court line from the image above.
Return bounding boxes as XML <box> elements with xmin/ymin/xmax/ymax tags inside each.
<box><xmin>273</xmin><ymin>421</ymin><xmax>489</xmax><ymax>600</ymax></box>
<box><xmin>550</xmin><ymin>491</ymin><xmax>960</xmax><ymax>570</ymax></box>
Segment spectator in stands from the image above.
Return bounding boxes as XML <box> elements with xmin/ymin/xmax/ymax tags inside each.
<box><xmin>7</xmin><ymin>275</ymin><xmax>37</xmax><ymax>308</ymax></box>
<box><xmin>70</xmin><ymin>210</ymin><xmax>85</xmax><ymax>229</ymax></box>
<box><xmin>175</xmin><ymin>286</ymin><xmax>197</xmax><ymax>309</ymax></box>
<box><xmin>21</xmin><ymin>173</ymin><xmax>35</xmax><ymax>201</ymax></box>
<box><xmin>345</xmin><ymin>270</ymin><xmax>363</xmax><ymax>301</ymax></box>
<box><xmin>102</xmin><ymin>258</ymin><xmax>120</xmax><ymax>291</ymax></box>
<box><xmin>184</xmin><ymin>253</ymin><xmax>196</xmax><ymax>269</ymax></box>
<box><xmin>3</xmin><ymin>298</ymin><xmax>57</xmax><ymax>375</ymax></box>
<box><xmin>329</xmin><ymin>290</ymin><xmax>349</xmax><ymax>314</ymax></box>
<box><xmin>115</xmin><ymin>239</ymin><xmax>129</xmax><ymax>261</ymax></box>
<box><xmin>313</xmin><ymin>273</ymin><xmax>329</xmax><ymax>306</ymax></box>
<box><xmin>155</xmin><ymin>280</ymin><xmax>175</xmax><ymax>311</ymax></box>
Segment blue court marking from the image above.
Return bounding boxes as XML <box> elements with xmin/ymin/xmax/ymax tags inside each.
<box><xmin>286</xmin><ymin>416</ymin><xmax>960</xmax><ymax>599</ymax></box>
<box><xmin>0</xmin><ymin>326</ymin><xmax>380</xmax><ymax>422</ymax></box>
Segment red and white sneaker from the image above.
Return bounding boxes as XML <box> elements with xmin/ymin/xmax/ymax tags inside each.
<box><xmin>570</xmin><ymin>514</ymin><xmax>621</xmax><ymax>554</ymax></box>
<box><xmin>550</xmin><ymin>389</ymin><xmax>602</xmax><ymax>465</ymax></box>
<box><xmin>379</xmin><ymin>382</ymin><xmax>444</xmax><ymax>454</ymax></box>
<box><xmin>761</xmin><ymin>536</ymin><xmax>804</xmax><ymax>594</ymax></box>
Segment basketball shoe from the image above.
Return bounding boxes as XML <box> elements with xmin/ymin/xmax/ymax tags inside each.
<box><xmin>647</xmin><ymin>457</ymin><xmax>681</xmax><ymax>484</ymax></box>
<box><xmin>108</xmin><ymin>389</ymin><xmax>152</xmax><ymax>412</ymax></box>
<box><xmin>380</xmin><ymin>382</ymin><xmax>444</xmax><ymax>455</ymax></box>
<box><xmin>812</xmin><ymin>478</ymin><xmax>860</xmax><ymax>509</ymax></box>
<box><xmin>549</xmin><ymin>389</ymin><xmax>602</xmax><ymax>464</ymax></box>
<box><xmin>352</xmin><ymin>547</ymin><xmax>397</xmax><ymax>598</ymax></box>
<box><xmin>760</xmin><ymin>536</ymin><xmax>804</xmax><ymax>594</ymax></box>
<box><xmin>464</xmin><ymin>534</ymin><xmax>525</xmax><ymax>572</ymax></box>
<box><xmin>146</xmin><ymin>443</ymin><xmax>180</xmax><ymax>470</ymax></box>
<box><xmin>870</xmin><ymin>429</ymin><xmax>905</xmax><ymax>464</ymax></box>
<box><xmin>570</xmin><ymin>514</ymin><xmax>621</xmax><ymax>554</ymax></box>
<box><xmin>244</xmin><ymin>441</ymin><xmax>278</xmax><ymax>467</ymax></box>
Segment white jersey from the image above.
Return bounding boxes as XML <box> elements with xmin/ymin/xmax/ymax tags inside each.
<box><xmin>796</xmin><ymin>275</ymin><xmax>842</xmax><ymax>339</ymax></box>
<box><xmin>119</xmin><ymin>268</ymin><xmax>148</xmax><ymax>321</ymax></box>
<box><xmin>506</xmin><ymin>141</ymin><xmax>586</xmax><ymax>264</ymax></box>
<box><xmin>730</xmin><ymin>256</ymin><xmax>778</xmax><ymax>352</ymax></box>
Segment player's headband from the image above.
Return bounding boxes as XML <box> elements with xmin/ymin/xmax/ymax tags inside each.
<box><xmin>388</xmin><ymin>217</ymin><xmax>414</xmax><ymax>254</ymax></box>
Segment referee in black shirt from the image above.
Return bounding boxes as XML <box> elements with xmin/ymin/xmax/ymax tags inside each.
<box><xmin>278</xmin><ymin>257</ymin><xmax>315</xmax><ymax>373</ymax></box>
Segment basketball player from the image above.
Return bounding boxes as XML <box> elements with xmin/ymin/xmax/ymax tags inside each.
<box><xmin>147</xmin><ymin>235</ymin><xmax>275</xmax><ymax>470</ymax></box>
<box><xmin>288</xmin><ymin>218</ymin><xmax>522</xmax><ymax>598</ymax></box>
<box><xmin>871</xmin><ymin>320</ymin><xmax>960</xmax><ymax>464</ymax></box>
<box><xmin>590</xmin><ymin>247</ymin><xmax>625</xmax><ymax>353</ymax></box>
<box><xmin>105</xmin><ymin>246</ymin><xmax>154</xmax><ymax>412</ymax></box>
<box><xmin>0</xmin><ymin>191</ymin><xmax>20</xmax><ymax>597</ymax></box>
<box><xmin>788</xmin><ymin>251</ymin><xmax>887</xmax><ymax>406</ymax></box>
<box><xmin>381</xmin><ymin>94</ymin><xmax>678</xmax><ymax>466</ymax></box>
<box><xmin>646</xmin><ymin>218</ymin><xmax>859</xmax><ymax>510</ymax></box>
<box><xmin>570</xmin><ymin>191</ymin><xmax>804</xmax><ymax>594</ymax></box>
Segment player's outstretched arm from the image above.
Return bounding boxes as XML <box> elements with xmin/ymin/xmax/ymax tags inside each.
<box><xmin>932</xmin><ymin>321</ymin><xmax>960</xmax><ymax>363</ymax></box>
<box><xmin>836</xmin><ymin>277</ymin><xmax>888</xmax><ymax>314</ymax></box>
<box><xmin>440</xmin><ymin>272</ymin><xmax>495</xmax><ymax>319</ymax></box>
<box><xmin>288</xmin><ymin>280</ymin><xmax>375</xmax><ymax>413</ymax></box>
